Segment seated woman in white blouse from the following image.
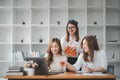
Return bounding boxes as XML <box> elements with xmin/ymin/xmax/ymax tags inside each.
<box><xmin>61</xmin><ymin>35</ymin><xmax>107</xmax><ymax>72</ymax></box>
<box><xmin>45</xmin><ymin>38</ymin><xmax>67</xmax><ymax>72</ymax></box>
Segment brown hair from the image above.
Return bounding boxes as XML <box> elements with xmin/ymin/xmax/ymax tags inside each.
<box><xmin>81</xmin><ymin>35</ymin><xmax>100</xmax><ymax>62</ymax></box>
<box><xmin>46</xmin><ymin>38</ymin><xmax>62</xmax><ymax>69</ymax></box>
<box><xmin>66</xmin><ymin>20</ymin><xmax>79</xmax><ymax>42</ymax></box>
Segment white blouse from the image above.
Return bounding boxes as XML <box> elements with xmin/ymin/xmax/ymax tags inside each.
<box><xmin>73</xmin><ymin>50</ymin><xmax>107</xmax><ymax>72</ymax></box>
<box><xmin>61</xmin><ymin>36</ymin><xmax>81</xmax><ymax>57</ymax></box>
<box><xmin>45</xmin><ymin>54</ymin><xmax>67</xmax><ymax>72</ymax></box>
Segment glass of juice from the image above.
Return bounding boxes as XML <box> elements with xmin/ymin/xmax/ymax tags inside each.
<box><xmin>60</xmin><ymin>61</ymin><xmax>66</xmax><ymax>72</ymax></box>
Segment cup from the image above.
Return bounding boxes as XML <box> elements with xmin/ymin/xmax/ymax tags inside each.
<box><xmin>62</xmin><ymin>66</ymin><xmax>66</xmax><ymax>72</ymax></box>
<box><xmin>60</xmin><ymin>61</ymin><xmax>66</xmax><ymax>72</ymax></box>
<box><xmin>60</xmin><ymin>61</ymin><xmax>65</xmax><ymax>66</ymax></box>
<box><xmin>27</xmin><ymin>68</ymin><xmax>34</xmax><ymax>76</ymax></box>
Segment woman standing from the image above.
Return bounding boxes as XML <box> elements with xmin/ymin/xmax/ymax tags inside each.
<box><xmin>61</xmin><ymin>20</ymin><xmax>81</xmax><ymax>65</ymax></box>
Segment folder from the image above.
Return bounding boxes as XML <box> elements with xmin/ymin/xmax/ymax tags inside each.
<box><xmin>64</xmin><ymin>46</ymin><xmax>76</xmax><ymax>57</ymax></box>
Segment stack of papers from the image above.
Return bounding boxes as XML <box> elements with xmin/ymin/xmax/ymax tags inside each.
<box><xmin>75</xmin><ymin>71</ymin><xmax>106</xmax><ymax>76</ymax></box>
<box><xmin>6</xmin><ymin>66</ymin><xmax>24</xmax><ymax>76</ymax></box>
<box><xmin>83</xmin><ymin>72</ymin><xmax>105</xmax><ymax>76</ymax></box>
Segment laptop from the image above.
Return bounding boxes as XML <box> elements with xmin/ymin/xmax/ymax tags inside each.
<box><xmin>25</xmin><ymin>57</ymin><xmax>63</xmax><ymax>75</ymax></box>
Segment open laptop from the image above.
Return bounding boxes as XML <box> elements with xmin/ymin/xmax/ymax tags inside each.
<box><xmin>25</xmin><ymin>57</ymin><xmax>63</xmax><ymax>75</ymax></box>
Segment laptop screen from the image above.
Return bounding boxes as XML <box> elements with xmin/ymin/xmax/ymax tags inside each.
<box><xmin>25</xmin><ymin>57</ymin><xmax>49</xmax><ymax>75</ymax></box>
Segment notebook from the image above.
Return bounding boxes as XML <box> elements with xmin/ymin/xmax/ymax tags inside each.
<box><xmin>64</xmin><ymin>46</ymin><xmax>76</xmax><ymax>57</ymax></box>
<box><xmin>25</xmin><ymin>57</ymin><xmax>63</xmax><ymax>75</ymax></box>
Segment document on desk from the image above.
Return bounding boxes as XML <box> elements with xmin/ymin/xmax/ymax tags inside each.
<box><xmin>83</xmin><ymin>72</ymin><xmax>106</xmax><ymax>76</ymax></box>
<box><xmin>75</xmin><ymin>71</ymin><xmax>87</xmax><ymax>74</ymax></box>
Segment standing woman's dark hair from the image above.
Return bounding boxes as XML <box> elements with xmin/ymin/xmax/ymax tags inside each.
<box><xmin>66</xmin><ymin>20</ymin><xmax>79</xmax><ymax>42</ymax></box>
<box><xmin>81</xmin><ymin>35</ymin><xmax>100</xmax><ymax>62</ymax></box>
<box><xmin>46</xmin><ymin>38</ymin><xmax>62</xmax><ymax>68</ymax></box>
<box><xmin>61</xmin><ymin>19</ymin><xmax>81</xmax><ymax>66</ymax></box>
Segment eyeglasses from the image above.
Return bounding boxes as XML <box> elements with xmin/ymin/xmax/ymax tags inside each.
<box><xmin>67</xmin><ymin>26</ymin><xmax>76</xmax><ymax>30</ymax></box>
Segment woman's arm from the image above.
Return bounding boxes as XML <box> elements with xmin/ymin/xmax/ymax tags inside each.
<box><xmin>64</xmin><ymin>54</ymin><xmax>83</xmax><ymax>72</ymax></box>
<box><xmin>92</xmin><ymin>67</ymin><xmax>106</xmax><ymax>72</ymax></box>
<box><xmin>83</xmin><ymin>66</ymin><xmax>106</xmax><ymax>73</ymax></box>
<box><xmin>66</xmin><ymin>62</ymin><xmax>76</xmax><ymax>72</ymax></box>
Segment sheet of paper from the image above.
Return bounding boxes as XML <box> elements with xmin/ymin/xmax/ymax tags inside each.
<box><xmin>83</xmin><ymin>72</ymin><xmax>106</xmax><ymax>76</ymax></box>
<box><xmin>75</xmin><ymin>71</ymin><xmax>88</xmax><ymax>74</ymax></box>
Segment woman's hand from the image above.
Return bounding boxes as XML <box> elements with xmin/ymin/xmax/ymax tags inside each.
<box><xmin>70</xmin><ymin>46</ymin><xmax>76</xmax><ymax>52</ymax></box>
<box><xmin>60</xmin><ymin>61</ymin><xmax>67</xmax><ymax>67</ymax></box>
<box><xmin>60</xmin><ymin>61</ymin><xmax>76</xmax><ymax>72</ymax></box>
<box><xmin>83</xmin><ymin>65</ymin><xmax>93</xmax><ymax>73</ymax></box>
<box><xmin>83</xmin><ymin>65</ymin><xmax>106</xmax><ymax>72</ymax></box>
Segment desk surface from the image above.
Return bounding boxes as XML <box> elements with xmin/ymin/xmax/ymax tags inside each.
<box><xmin>5</xmin><ymin>72</ymin><xmax>116</xmax><ymax>80</ymax></box>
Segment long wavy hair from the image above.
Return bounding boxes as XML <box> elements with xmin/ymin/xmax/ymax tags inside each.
<box><xmin>81</xmin><ymin>35</ymin><xmax>100</xmax><ymax>62</ymax></box>
<box><xmin>66</xmin><ymin>20</ymin><xmax>79</xmax><ymax>42</ymax></box>
<box><xmin>46</xmin><ymin>38</ymin><xmax>62</xmax><ymax>69</ymax></box>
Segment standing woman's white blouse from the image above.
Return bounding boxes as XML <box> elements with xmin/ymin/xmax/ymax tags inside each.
<box><xmin>61</xmin><ymin>36</ymin><xmax>81</xmax><ymax>57</ymax></box>
<box><xmin>73</xmin><ymin>50</ymin><xmax>107</xmax><ymax>71</ymax></box>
